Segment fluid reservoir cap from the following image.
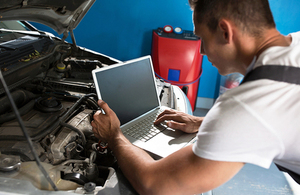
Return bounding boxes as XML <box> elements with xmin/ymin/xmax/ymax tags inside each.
<box><xmin>84</xmin><ymin>182</ymin><xmax>96</xmax><ymax>192</ymax></box>
<box><xmin>174</xmin><ymin>27</ymin><xmax>183</xmax><ymax>34</ymax></box>
<box><xmin>0</xmin><ymin>154</ymin><xmax>21</xmax><ymax>172</ymax></box>
<box><xmin>163</xmin><ymin>25</ymin><xmax>173</xmax><ymax>33</ymax></box>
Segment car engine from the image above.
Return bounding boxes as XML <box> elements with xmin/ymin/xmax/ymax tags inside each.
<box><xmin>0</xmin><ymin>28</ymin><xmax>176</xmax><ymax>193</ymax></box>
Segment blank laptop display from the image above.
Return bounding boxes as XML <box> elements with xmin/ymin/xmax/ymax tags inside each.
<box><xmin>92</xmin><ymin>56</ymin><xmax>159</xmax><ymax>125</ymax></box>
<box><xmin>92</xmin><ymin>56</ymin><xmax>196</xmax><ymax>159</ymax></box>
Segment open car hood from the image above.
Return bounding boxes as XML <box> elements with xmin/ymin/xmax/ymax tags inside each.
<box><xmin>0</xmin><ymin>0</ymin><xmax>95</xmax><ymax>35</ymax></box>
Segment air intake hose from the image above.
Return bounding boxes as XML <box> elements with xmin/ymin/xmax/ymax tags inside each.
<box><xmin>0</xmin><ymin>89</ymin><xmax>36</xmax><ymax>115</ymax></box>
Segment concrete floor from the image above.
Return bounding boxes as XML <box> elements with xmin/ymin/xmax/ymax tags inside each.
<box><xmin>193</xmin><ymin>108</ymin><xmax>297</xmax><ymax>195</ymax></box>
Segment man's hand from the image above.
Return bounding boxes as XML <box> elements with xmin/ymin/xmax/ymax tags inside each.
<box><xmin>90</xmin><ymin>101</ymin><xmax>244</xmax><ymax>195</ymax></box>
<box><xmin>91</xmin><ymin>100</ymin><xmax>121</xmax><ymax>144</ymax></box>
<box><xmin>154</xmin><ymin>109</ymin><xmax>204</xmax><ymax>133</ymax></box>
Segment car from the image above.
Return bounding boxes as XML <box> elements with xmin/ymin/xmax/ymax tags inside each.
<box><xmin>0</xmin><ymin>0</ymin><xmax>192</xmax><ymax>194</ymax></box>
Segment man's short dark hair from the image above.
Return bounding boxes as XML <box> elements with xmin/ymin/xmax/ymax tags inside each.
<box><xmin>189</xmin><ymin>0</ymin><xmax>276</xmax><ymax>37</ymax></box>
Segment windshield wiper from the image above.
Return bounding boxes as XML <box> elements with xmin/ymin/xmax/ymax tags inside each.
<box><xmin>0</xmin><ymin>28</ymin><xmax>50</xmax><ymax>38</ymax></box>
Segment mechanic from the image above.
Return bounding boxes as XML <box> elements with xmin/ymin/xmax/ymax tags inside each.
<box><xmin>91</xmin><ymin>0</ymin><xmax>300</xmax><ymax>194</ymax></box>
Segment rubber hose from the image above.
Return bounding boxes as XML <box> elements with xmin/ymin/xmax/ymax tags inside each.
<box><xmin>0</xmin><ymin>90</ymin><xmax>36</xmax><ymax>115</ymax></box>
<box><xmin>0</xmin><ymin>99</ymin><xmax>35</xmax><ymax>124</ymax></box>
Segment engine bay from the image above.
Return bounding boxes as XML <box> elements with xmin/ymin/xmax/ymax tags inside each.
<box><xmin>0</xmin><ymin>32</ymin><xmax>108</xmax><ymax>191</ymax></box>
<box><xmin>0</xmin><ymin>30</ymin><xmax>177</xmax><ymax>193</ymax></box>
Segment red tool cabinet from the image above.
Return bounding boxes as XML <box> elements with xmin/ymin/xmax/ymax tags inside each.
<box><xmin>151</xmin><ymin>27</ymin><xmax>203</xmax><ymax>111</ymax></box>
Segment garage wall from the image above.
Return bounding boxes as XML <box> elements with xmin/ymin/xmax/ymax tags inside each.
<box><xmin>74</xmin><ymin>0</ymin><xmax>194</xmax><ymax>61</ymax></box>
<box><xmin>270</xmin><ymin>0</ymin><xmax>300</xmax><ymax>35</ymax></box>
<box><xmin>34</xmin><ymin>0</ymin><xmax>300</xmax><ymax>108</ymax></box>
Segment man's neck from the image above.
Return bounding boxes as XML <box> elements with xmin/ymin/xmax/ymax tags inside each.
<box><xmin>255</xmin><ymin>29</ymin><xmax>291</xmax><ymax>59</ymax></box>
<box><xmin>237</xmin><ymin>28</ymin><xmax>291</xmax><ymax>75</ymax></box>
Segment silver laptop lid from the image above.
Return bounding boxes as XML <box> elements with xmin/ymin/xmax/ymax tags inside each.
<box><xmin>92</xmin><ymin>56</ymin><xmax>160</xmax><ymax>125</ymax></box>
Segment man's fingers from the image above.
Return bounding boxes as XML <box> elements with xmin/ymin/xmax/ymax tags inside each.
<box><xmin>97</xmin><ymin>99</ymin><xmax>111</xmax><ymax>114</ymax></box>
<box><xmin>167</xmin><ymin>121</ymin><xmax>186</xmax><ymax>131</ymax></box>
<box><xmin>154</xmin><ymin>114</ymin><xmax>186</xmax><ymax>125</ymax></box>
<box><xmin>156</xmin><ymin>109</ymin><xmax>176</xmax><ymax>119</ymax></box>
<box><xmin>154</xmin><ymin>114</ymin><xmax>176</xmax><ymax>125</ymax></box>
<box><xmin>91</xmin><ymin>120</ymin><xmax>96</xmax><ymax>128</ymax></box>
<box><xmin>93</xmin><ymin>109</ymin><xmax>104</xmax><ymax>122</ymax></box>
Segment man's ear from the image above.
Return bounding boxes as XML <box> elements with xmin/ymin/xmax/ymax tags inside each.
<box><xmin>218</xmin><ymin>19</ymin><xmax>233</xmax><ymax>43</ymax></box>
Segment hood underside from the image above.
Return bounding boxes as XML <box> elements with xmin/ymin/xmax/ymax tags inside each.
<box><xmin>0</xmin><ymin>0</ymin><xmax>95</xmax><ymax>35</ymax></box>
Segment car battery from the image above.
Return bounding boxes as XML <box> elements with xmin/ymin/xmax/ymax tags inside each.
<box><xmin>151</xmin><ymin>26</ymin><xmax>203</xmax><ymax>111</ymax></box>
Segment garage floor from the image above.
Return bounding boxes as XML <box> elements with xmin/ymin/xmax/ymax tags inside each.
<box><xmin>193</xmin><ymin>108</ymin><xmax>297</xmax><ymax>195</ymax></box>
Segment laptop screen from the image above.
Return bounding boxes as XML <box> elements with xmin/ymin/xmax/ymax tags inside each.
<box><xmin>92</xmin><ymin>56</ymin><xmax>160</xmax><ymax>125</ymax></box>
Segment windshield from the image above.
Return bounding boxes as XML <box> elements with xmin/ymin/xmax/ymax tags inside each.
<box><xmin>0</xmin><ymin>21</ymin><xmax>30</xmax><ymax>43</ymax></box>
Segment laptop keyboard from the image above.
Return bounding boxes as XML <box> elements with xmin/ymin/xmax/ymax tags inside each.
<box><xmin>123</xmin><ymin>109</ymin><xmax>167</xmax><ymax>142</ymax></box>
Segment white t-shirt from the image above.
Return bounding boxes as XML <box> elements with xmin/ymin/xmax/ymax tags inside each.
<box><xmin>290</xmin><ymin>31</ymin><xmax>300</xmax><ymax>46</ymax></box>
<box><xmin>193</xmin><ymin>32</ymin><xmax>300</xmax><ymax>175</ymax></box>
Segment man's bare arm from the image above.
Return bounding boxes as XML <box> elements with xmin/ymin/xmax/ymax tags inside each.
<box><xmin>112</xmin><ymin>139</ymin><xmax>244</xmax><ymax>195</ymax></box>
<box><xmin>91</xmin><ymin>100</ymin><xmax>244</xmax><ymax>195</ymax></box>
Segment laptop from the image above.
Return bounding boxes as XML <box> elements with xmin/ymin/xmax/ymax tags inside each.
<box><xmin>92</xmin><ymin>55</ymin><xmax>196</xmax><ymax>159</ymax></box>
